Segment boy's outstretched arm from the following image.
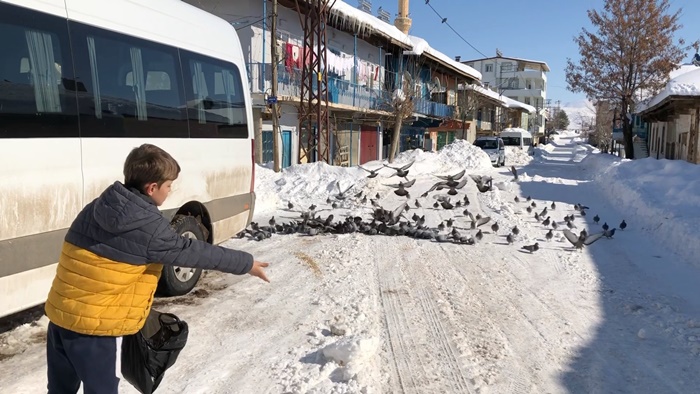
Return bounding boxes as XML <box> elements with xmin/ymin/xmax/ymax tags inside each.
<box><xmin>146</xmin><ymin>219</ymin><xmax>254</xmax><ymax>275</ymax></box>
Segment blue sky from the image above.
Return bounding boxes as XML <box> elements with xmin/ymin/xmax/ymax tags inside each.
<box><xmin>370</xmin><ymin>0</ymin><xmax>700</xmax><ymax>106</ymax></box>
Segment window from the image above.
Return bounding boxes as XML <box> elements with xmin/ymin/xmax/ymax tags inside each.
<box><xmin>182</xmin><ymin>51</ymin><xmax>248</xmax><ymax>138</ymax></box>
<box><xmin>484</xmin><ymin>64</ymin><xmax>493</xmax><ymax>72</ymax></box>
<box><xmin>69</xmin><ymin>22</ymin><xmax>187</xmax><ymax>138</ymax></box>
<box><xmin>0</xmin><ymin>3</ymin><xmax>79</xmax><ymax>138</ymax></box>
<box><xmin>524</xmin><ymin>97</ymin><xmax>531</xmax><ymax>105</ymax></box>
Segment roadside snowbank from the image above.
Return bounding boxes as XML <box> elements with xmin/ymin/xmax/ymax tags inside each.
<box><xmin>581</xmin><ymin>154</ymin><xmax>700</xmax><ymax>265</ymax></box>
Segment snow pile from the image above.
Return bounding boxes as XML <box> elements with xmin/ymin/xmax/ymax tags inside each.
<box><xmin>393</xmin><ymin>139</ymin><xmax>493</xmax><ymax>175</ymax></box>
<box><xmin>582</xmin><ymin>155</ymin><xmax>700</xmax><ymax>266</ymax></box>
<box><xmin>0</xmin><ymin>316</ymin><xmax>49</xmax><ymax>359</ymax></box>
<box><xmin>407</xmin><ymin>35</ymin><xmax>481</xmax><ymax>80</ymax></box>
<box><xmin>505</xmin><ymin>146</ymin><xmax>532</xmax><ymax>166</ymax></box>
<box><xmin>321</xmin><ymin>335</ymin><xmax>380</xmax><ymax>382</ymax></box>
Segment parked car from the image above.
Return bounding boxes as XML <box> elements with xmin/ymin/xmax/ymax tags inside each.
<box><xmin>474</xmin><ymin>137</ymin><xmax>506</xmax><ymax>166</ymax></box>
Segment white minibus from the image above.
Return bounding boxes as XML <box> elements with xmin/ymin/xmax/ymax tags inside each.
<box><xmin>0</xmin><ymin>0</ymin><xmax>256</xmax><ymax>318</ymax></box>
<box><xmin>500</xmin><ymin>128</ymin><xmax>534</xmax><ymax>152</ymax></box>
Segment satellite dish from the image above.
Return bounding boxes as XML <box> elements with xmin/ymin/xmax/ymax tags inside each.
<box><xmin>433</xmin><ymin>76</ymin><xmax>442</xmax><ymax>91</ymax></box>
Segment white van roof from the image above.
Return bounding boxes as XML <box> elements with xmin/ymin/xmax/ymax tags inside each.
<box><xmin>500</xmin><ymin>128</ymin><xmax>532</xmax><ymax>138</ymax></box>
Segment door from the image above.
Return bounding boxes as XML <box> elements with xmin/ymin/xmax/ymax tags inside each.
<box><xmin>281</xmin><ymin>130</ymin><xmax>292</xmax><ymax>168</ymax></box>
<box><xmin>447</xmin><ymin>131</ymin><xmax>456</xmax><ymax>145</ymax></box>
<box><xmin>360</xmin><ymin>126</ymin><xmax>378</xmax><ymax>164</ymax></box>
<box><xmin>437</xmin><ymin>131</ymin><xmax>448</xmax><ymax>150</ymax></box>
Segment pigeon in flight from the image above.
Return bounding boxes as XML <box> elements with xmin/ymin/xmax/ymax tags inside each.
<box><xmin>384</xmin><ymin>160</ymin><xmax>415</xmax><ymax>178</ymax></box>
<box><xmin>470</xmin><ymin>174</ymin><xmax>493</xmax><ymax>193</ymax></box>
<box><xmin>434</xmin><ymin>169</ymin><xmax>466</xmax><ymax>182</ymax></box>
<box><xmin>563</xmin><ymin>229</ymin><xmax>604</xmax><ymax>250</ymax></box>
<box><xmin>358</xmin><ymin>165</ymin><xmax>382</xmax><ymax>178</ymax></box>
<box><xmin>385</xmin><ymin>178</ymin><xmax>416</xmax><ymax>198</ymax></box>
<box><xmin>334</xmin><ymin>181</ymin><xmax>355</xmax><ymax>200</ymax></box>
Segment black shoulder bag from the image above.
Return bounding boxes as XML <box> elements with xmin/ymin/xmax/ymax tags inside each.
<box><xmin>121</xmin><ymin>310</ymin><xmax>189</xmax><ymax>394</ymax></box>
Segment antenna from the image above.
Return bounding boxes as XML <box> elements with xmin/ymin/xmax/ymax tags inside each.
<box><xmin>358</xmin><ymin>0</ymin><xmax>372</xmax><ymax>14</ymax></box>
<box><xmin>377</xmin><ymin>6</ymin><xmax>391</xmax><ymax>23</ymax></box>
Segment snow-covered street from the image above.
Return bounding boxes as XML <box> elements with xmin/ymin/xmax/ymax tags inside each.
<box><xmin>2</xmin><ymin>133</ymin><xmax>699</xmax><ymax>394</ymax></box>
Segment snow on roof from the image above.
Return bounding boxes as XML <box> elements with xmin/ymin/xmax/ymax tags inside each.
<box><xmin>329</xmin><ymin>1</ymin><xmax>413</xmax><ymax>47</ymax></box>
<box><xmin>500</xmin><ymin>127</ymin><xmax>532</xmax><ymax>138</ymax></box>
<box><xmin>461</xmin><ymin>56</ymin><xmax>551</xmax><ymax>72</ymax></box>
<box><xmin>669</xmin><ymin>64</ymin><xmax>699</xmax><ymax>79</ymax></box>
<box><xmin>501</xmin><ymin>95</ymin><xmax>536</xmax><ymax>113</ymax></box>
<box><xmin>639</xmin><ymin>67</ymin><xmax>700</xmax><ymax>113</ymax></box>
<box><xmin>405</xmin><ymin>36</ymin><xmax>481</xmax><ymax>81</ymax></box>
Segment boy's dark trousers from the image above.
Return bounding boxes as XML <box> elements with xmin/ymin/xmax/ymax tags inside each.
<box><xmin>46</xmin><ymin>322</ymin><xmax>120</xmax><ymax>394</ymax></box>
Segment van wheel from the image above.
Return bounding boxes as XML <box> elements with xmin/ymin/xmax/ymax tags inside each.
<box><xmin>157</xmin><ymin>215</ymin><xmax>204</xmax><ymax>296</ymax></box>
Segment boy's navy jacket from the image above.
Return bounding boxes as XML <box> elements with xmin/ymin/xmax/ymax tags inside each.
<box><xmin>45</xmin><ymin>182</ymin><xmax>253</xmax><ymax>336</ymax></box>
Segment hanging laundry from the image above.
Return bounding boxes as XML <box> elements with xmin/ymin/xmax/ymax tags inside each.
<box><xmin>285</xmin><ymin>43</ymin><xmax>294</xmax><ymax>71</ymax></box>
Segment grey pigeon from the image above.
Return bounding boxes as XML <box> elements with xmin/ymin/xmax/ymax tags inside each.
<box><xmin>593</xmin><ymin>214</ymin><xmax>600</xmax><ymax>224</ymax></box>
<box><xmin>440</xmin><ymin>199</ymin><xmax>455</xmax><ymax>210</ymax></box>
<box><xmin>491</xmin><ymin>222</ymin><xmax>499</xmax><ymax>233</ymax></box>
<box><xmin>545</xmin><ymin>229</ymin><xmax>553</xmax><ymax>241</ymax></box>
<box><xmin>384</xmin><ymin>160</ymin><xmax>414</xmax><ymax>178</ymax></box>
<box><xmin>434</xmin><ymin>169</ymin><xmax>466</xmax><ymax>182</ymax></box>
<box><xmin>604</xmin><ymin>228</ymin><xmax>616</xmax><ymax>239</ymax></box>
<box><xmin>542</xmin><ymin>216</ymin><xmax>551</xmax><ymax>227</ymax></box>
<box><xmin>475</xmin><ymin>229</ymin><xmax>483</xmax><ymax>241</ymax></box>
<box><xmin>526</xmin><ymin>196</ymin><xmax>532</xmax><ymax>202</ymax></box>
<box><xmin>358</xmin><ymin>165</ymin><xmax>381</xmax><ymax>178</ymax></box>
<box><xmin>510</xmin><ymin>165</ymin><xmax>518</xmax><ymax>181</ymax></box>
<box><xmin>550</xmin><ymin>201</ymin><xmax>556</xmax><ymax>210</ymax></box>
<box><xmin>512</xmin><ymin>226</ymin><xmax>520</xmax><ymax>235</ymax></box>
<box><xmin>506</xmin><ymin>233</ymin><xmax>514</xmax><ymax>244</ymax></box>
<box><xmin>602</xmin><ymin>222</ymin><xmax>609</xmax><ymax>231</ymax></box>
<box><xmin>288</xmin><ymin>201</ymin><xmax>294</xmax><ymax>210</ymax></box>
<box><xmin>563</xmin><ymin>229</ymin><xmax>604</xmax><ymax>249</ymax></box>
<box><xmin>414</xmin><ymin>199</ymin><xmax>422</xmax><ymax>208</ymax></box>
<box><xmin>334</xmin><ymin>181</ymin><xmax>355</xmax><ymax>200</ymax></box>
<box><xmin>521</xmin><ymin>243</ymin><xmax>539</xmax><ymax>253</ymax></box>
<box><xmin>620</xmin><ymin>220</ymin><xmax>627</xmax><ymax>230</ymax></box>
<box><xmin>514</xmin><ymin>196</ymin><xmax>520</xmax><ymax>203</ymax></box>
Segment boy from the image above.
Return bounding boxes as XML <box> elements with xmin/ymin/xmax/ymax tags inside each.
<box><xmin>44</xmin><ymin>144</ymin><xmax>269</xmax><ymax>394</ymax></box>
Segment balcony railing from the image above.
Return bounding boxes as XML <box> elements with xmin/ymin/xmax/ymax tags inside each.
<box><xmin>246</xmin><ymin>62</ymin><xmax>456</xmax><ymax>119</ymax></box>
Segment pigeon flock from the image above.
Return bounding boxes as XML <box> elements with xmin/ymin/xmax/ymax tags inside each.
<box><xmin>237</xmin><ymin>162</ymin><xmax>628</xmax><ymax>253</ymax></box>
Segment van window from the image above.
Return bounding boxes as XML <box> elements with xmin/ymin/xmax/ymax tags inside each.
<box><xmin>69</xmin><ymin>22</ymin><xmax>188</xmax><ymax>138</ymax></box>
<box><xmin>474</xmin><ymin>139</ymin><xmax>498</xmax><ymax>149</ymax></box>
<box><xmin>182</xmin><ymin>51</ymin><xmax>248</xmax><ymax>138</ymax></box>
<box><xmin>501</xmin><ymin>136</ymin><xmax>522</xmax><ymax>146</ymax></box>
<box><xmin>0</xmin><ymin>3</ymin><xmax>79</xmax><ymax>138</ymax></box>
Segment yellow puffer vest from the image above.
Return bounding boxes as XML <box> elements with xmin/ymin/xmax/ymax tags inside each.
<box><xmin>45</xmin><ymin>242</ymin><xmax>163</xmax><ymax>336</ymax></box>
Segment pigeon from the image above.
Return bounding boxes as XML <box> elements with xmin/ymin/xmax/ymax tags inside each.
<box><xmin>542</xmin><ymin>216</ymin><xmax>551</xmax><ymax>227</ymax></box>
<box><xmin>440</xmin><ymin>199</ymin><xmax>455</xmax><ymax>210</ymax></box>
<box><xmin>512</xmin><ymin>226</ymin><xmax>520</xmax><ymax>236</ymax></box>
<box><xmin>361</xmin><ymin>195</ymin><xmax>367</xmax><ymax>204</ymax></box>
<box><xmin>580</xmin><ymin>209</ymin><xmax>587</xmax><ymax>217</ymax></box>
<box><xmin>602</xmin><ymin>222</ymin><xmax>609</xmax><ymax>231</ymax></box>
<box><xmin>268</xmin><ymin>216</ymin><xmax>276</xmax><ymax>227</ymax></box>
<box><xmin>531</xmin><ymin>201</ymin><xmax>537</xmax><ymax>208</ymax></box>
<box><xmin>620</xmin><ymin>220</ymin><xmax>627</xmax><ymax>230</ymax></box>
<box><xmin>593</xmin><ymin>214</ymin><xmax>600</xmax><ymax>224</ymax></box>
<box><xmin>414</xmin><ymin>199</ymin><xmax>422</xmax><ymax>208</ymax></box>
<box><xmin>471</xmin><ymin>175</ymin><xmax>493</xmax><ymax>193</ymax></box>
<box><xmin>358</xmin><ymin>165</ymin><xmax>381</xmax><ymax>178</ymax></box>
<box><xmin>468</xmin><ymin>212</ymin><xmax>491</xmax><ymax>229</ymax></box>
<box><xmin>579</xmin><ymin>229</ymin><xmax>588</xmax><ymax>239</ymax></box>
<box><xmin>506</xmin><ymin>233</ymin><xmax>514</xmax><ymax>244</ymax></box>
<box><xmin>385</xmin><ymin>178</ymin><xmax>416</xmax><ymax>198</ymax></box>
<box><xmin>446</xmin><ymin>218</ymin><xmax>454</xmax><ymax>228</ymax></box>
<box><xmin>550</xmin><ymin>201</ymin><xmax>556</xmax><ymax>210</ymax></box>
<box><xmin>433</xmin><ymin>201</ymin><xmax>439</xmax><ymax>208</ymax></box>
<box><xmin>545</xmin><ymin>229</ymin><xmax>553</xmax><ymax>241</ymax></box>
<box><xmin>603</xmin><ymin>228</ymin><xmax>616</xmax><ymax>239</ymax></box>
<box><xmin>287</xmin><ymin>201</ymin><xmax>294</xmax><ymax>210</ymax></box>
<box><xmin>566</xmin><ymin>221</ymin><xmax>576</xmax><ymax>229</ymax></box>
<box><xmin>434</xmin><ymin>169</ymin><xmax>466</xmax><ymax>182</ymax></box>
<box><xmin>370</xmin><ymin>199</ymin><xmax>380</xmax><ymax>207</ymax></box>
<box><xmin>521</xmin><ymin>243</ymin><xmax>539</xmax><ymax>253</ymax></box>
<box><xmin>326</xmin><ymin>197</ymin><xmax>332</xmax><ymax>204</ymax></box>
<box><xmin>526</xmin><ymin>206</ymin><xmax>533</xmax><ymax>214</ymax></box>
<box><xmin>354</xmin><ymin>191</ymin><xmax>363</xmax><ymax>199</ymax></box>
<box><xmin>491</xmin><ymin>222</ymin><xmax>499</xmax><ymax>233</ymax></box>
<box><xmin>526</xmin><ymin>195</ymin><xmax>532</xmax><ymax>202</ymax></box>
<box><xmin>334</xmin><ymin>181</ymin><xmax>355</xmax><ymax>200</ymax></box>
<box><xmin>422</xmin><ymin>178</ymin><xmax>468</xmax><ymax>197</ymax></box>
<box><xmin>463</xmin><ymin>196</ymin><xmax>470</xmax><ymax>206</ymax></box>
<box><xmin>514</xmin><ymin>196</ymin><xmax>520</xmax><ymax>203</ymax></box>
<box><xmin>375</xmin><ymin>193</ymin><xmax>381</xmax><ymax>200</ymax></box>
<box><xmin>475</xmin><ymin>229</ymin><xmax>483</xmax><ymax>241</ymax></box>
<box><xmin>563</xmin><ymin>229</ymin><xmax>604</xmax><ymax>249</ymax></box>
<box><xmin>384</xmin><ymin>160</ymin><xmax>414</xmax><ymax>178</ymax></box>
<box><xmin>551</xmin><ymin>221</ymin><xmax>559</xmax><ymax>230</ymax></box>
<box><xmin>332</xmin><ymin>202</ymin><xmax>338</xmax><ymax>209</ymax></box>
<box><xmin>308</xmin><ymin>204</ymin><xmax>317</xmax><ymax>211</ymax></box>
<box><xmin>510</xmin><ymin>165</ymin><xmax>518</xmax><ymax>181</ymax></box>
<box><xmin>437</xmin><ymin>222</ymin><xmax>445</xmax><ymax>231</ymax></box>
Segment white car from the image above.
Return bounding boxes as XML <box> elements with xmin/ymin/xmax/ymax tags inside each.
<box><xmin>474</xmin><ymin>137</ymin><xmax>506</xmax><ymax>166</ymax></box>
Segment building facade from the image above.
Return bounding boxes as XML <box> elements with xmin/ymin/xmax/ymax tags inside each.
<box><xmin>462</xmin><ymin>55</ymin><xmax>549</xmax><ymax>137</ymax></box>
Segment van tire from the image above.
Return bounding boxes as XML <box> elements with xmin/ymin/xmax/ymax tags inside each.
<box><xmin>157</xmin><ymin>215</ymin><xmax>205</xmax><ymax>296</ymax></box>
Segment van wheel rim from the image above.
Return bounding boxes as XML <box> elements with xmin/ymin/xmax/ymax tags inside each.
<box><xmin>174</xmin><ymin>231</ymin><xmax>198</xmax><ymax>282</ymax></box>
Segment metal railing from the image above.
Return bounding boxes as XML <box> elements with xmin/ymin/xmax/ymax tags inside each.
<box><xmin>246</xmin><ymin>62</ymin><xmax>457</xmax><ymax>118</ymax></box>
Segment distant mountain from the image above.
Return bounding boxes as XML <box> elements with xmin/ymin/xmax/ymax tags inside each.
<box><xmin>560</xmin><ymin>100</ymin><xmax>595</xmax><ymax>130</ymax></box>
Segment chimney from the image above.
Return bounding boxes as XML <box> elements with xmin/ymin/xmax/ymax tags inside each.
<box><xmin>455</xmin><ymin>56</ymin><xmax>461</xmax><ymax>62</ymax></box>
<box><xmin>394</xmin><ymin>0</ymin><xmax>412</xmax><ymax>34</ymax></box>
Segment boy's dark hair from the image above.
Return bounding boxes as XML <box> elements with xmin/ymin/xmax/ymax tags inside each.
<box><xmin>123</xmin><ymin>144</ymin><xmax>180</xmax><ymax>192</ymax></box>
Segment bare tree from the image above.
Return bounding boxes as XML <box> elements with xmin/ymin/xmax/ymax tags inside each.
<box><xmin>387</xmin><ymin>76</ymin><xmax>415</xmax><ymax>163</ymax></box>
<box><xmin>565</xmin><ymin>0</ymin><xmax>696</xmax><ymax>159</ymax></box>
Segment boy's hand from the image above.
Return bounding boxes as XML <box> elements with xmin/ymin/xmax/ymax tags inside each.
<box><xmin>249</xmin><ymin>261</ymin><xmax>270</xmax><ymax>283</ymax></box>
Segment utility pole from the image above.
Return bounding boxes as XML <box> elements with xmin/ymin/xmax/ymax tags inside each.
<box><xmin>271</xmin><ymin>0</ymin><xmax>281</xmax><ymax>172</ymax></box>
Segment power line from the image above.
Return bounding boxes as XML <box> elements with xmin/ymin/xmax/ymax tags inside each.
<box><xmin>423</xmin><ymin>0</ymin><xmax>488</xmax><ymax>58</ymax></box>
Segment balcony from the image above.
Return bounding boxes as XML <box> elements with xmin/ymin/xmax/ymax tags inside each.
<box><xmin>501</xmin><ymin>87</ymin><xmax>545</xmax><ymax>99</ymax></box>
<box><xmin>246</xmin><ymin>63</ymin><xmax>456</xmax><ymax>119</ymax></box>
<box><xmin>516</xmin><ymin>70</ymin><xmax>547</xmax><ymax>82</ymax></box>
